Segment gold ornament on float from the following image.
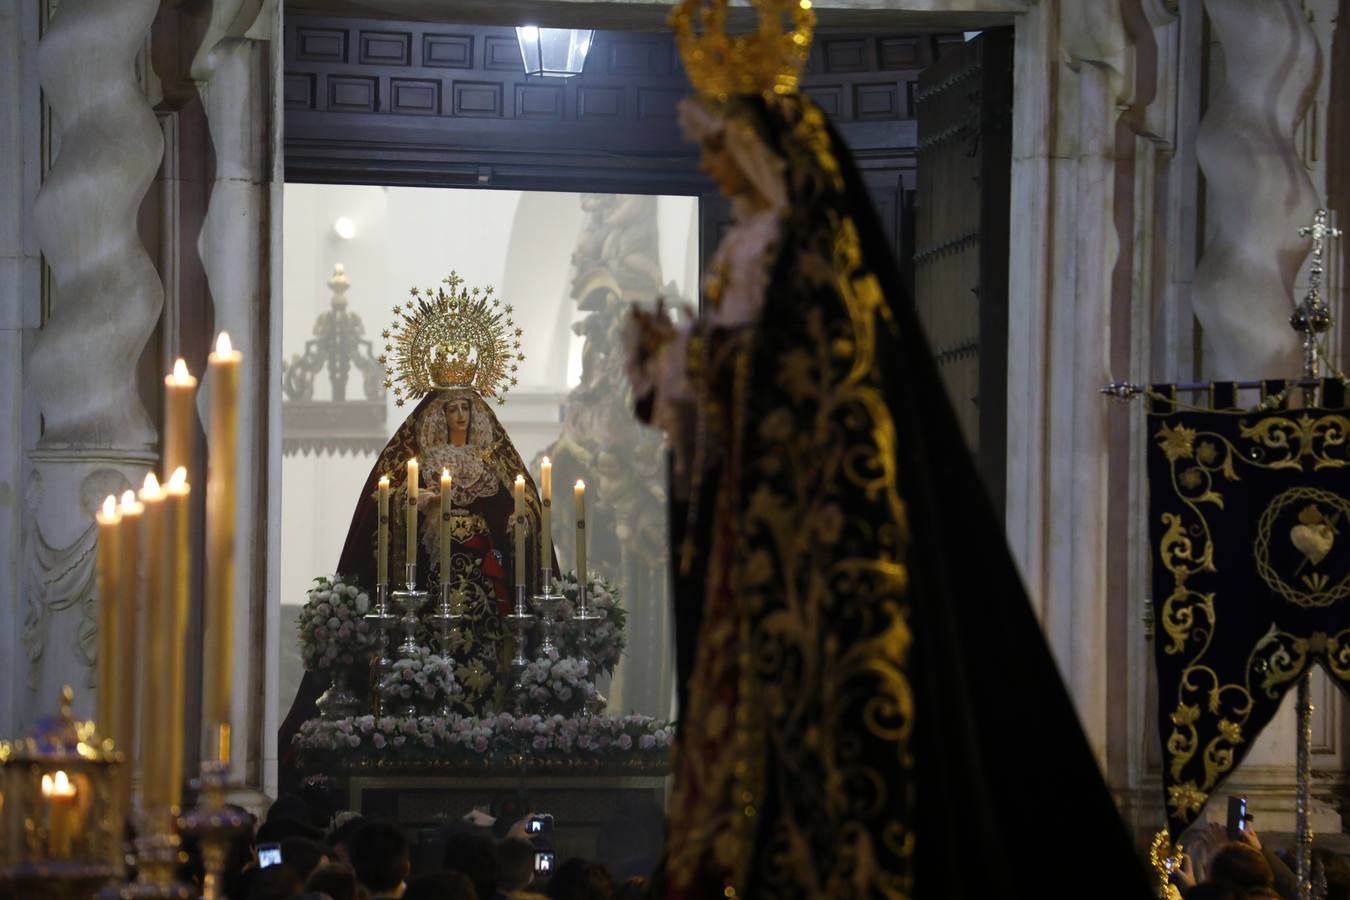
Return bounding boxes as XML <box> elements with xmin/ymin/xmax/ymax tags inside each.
<box><xmin>378</xmin><ymin>272</ymin><xmax>525</xmax><ymax>406</ymax></box>
<box><xmin>670</xmin><ymin>0</ymin><xmax>815</xmax><ymax>102</ymax></box>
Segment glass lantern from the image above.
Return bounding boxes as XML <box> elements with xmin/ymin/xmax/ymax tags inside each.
<box><xmin>515</xmin><ymin>26</ymin><xmax>595</xmax><ymax>78</ymax></box>
<box><xmin>0</xmin><ymin>686</ymin><xmax>122</xmax><ymax>899</ymax></box>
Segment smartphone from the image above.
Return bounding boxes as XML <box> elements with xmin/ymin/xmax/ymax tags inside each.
<box><xmin>258</xmin><ymin>842</ymin><xmax>283</xmax><ymax>868</ymax></box>
<box><xmin>527</xmin><ymin>813</ymin><xmax>555</xmax><ymax>835</ymax></box>
<box><xmin>1226</xmin><ymin>795</ymin><xmax>1248</xmax><ymax>840</ymax></box>
<box><xmin>534</xmin><ymin>850</ymin><xmax>555</xmax><ymax>876</ymax></box>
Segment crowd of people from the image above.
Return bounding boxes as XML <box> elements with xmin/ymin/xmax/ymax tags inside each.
<box><xmin>205</xmin><ymin>796</ymin><xmax>653</xmax><ymax>900</ymax></box>
<box><xmin>1173</xmin><ymin>819</ymin><xmax>1350</xmax><ymax>900</ymax></box>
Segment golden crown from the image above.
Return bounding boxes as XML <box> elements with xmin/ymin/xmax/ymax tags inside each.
<box><xmin>379</xmin><ymin>273</ymin><xmax>524</xmax><ymax>406</ymax></box>
<box><xmin>671</xmin><ymin>0</ymin><xmax>815</xmax><ymax>101</ymax></box>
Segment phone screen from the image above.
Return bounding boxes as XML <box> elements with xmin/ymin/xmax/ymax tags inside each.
<box><xmin>259</xmin><ymin>843</ymin><xmax>282</xmax><ymax>868</ymax></box>
<box><xmin>534</xmin><ymin>851</ymin><xmax>555</xmax><ymax>876</ymax></box>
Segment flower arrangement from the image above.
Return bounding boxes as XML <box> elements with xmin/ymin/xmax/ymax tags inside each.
<box><xmin>298</xmin><ymin>575</ymin><xmax>376</xmax><ymax>671</ymax></box>
<box><xmin>552</xmin><ymin>572</ymin><xmax>627</xmax><ymax>674</ymax></box>
<box><xmin>377</xmin><ymin>648</ymin><xmax>459</xmax><ymax>711</ymax></box>
<box><xmin>293</xmin><ymin>712</ymin><xmax>674</xmax><ymax>767</ymax></box>
<box><xmin>519</xmin><ymin>650</ymin><xmax>595</xmax><ymax>716</ymax></box>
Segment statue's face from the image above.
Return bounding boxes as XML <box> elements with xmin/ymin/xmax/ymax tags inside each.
<box><xmin>447</xmin><ymin>397</ymin><xmax>472</xmax><ymax>445</ymax></box>
<box><xmin>699</xmin><ymin>130</ymin><xmax>757</xmax><ymax>203</ymax></box>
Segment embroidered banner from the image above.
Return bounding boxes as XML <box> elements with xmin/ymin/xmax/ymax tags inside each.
<box><xmin>1149</xmin><ymin>389</ymin><xmax>1350</xmax><ymax>838</ymax></box>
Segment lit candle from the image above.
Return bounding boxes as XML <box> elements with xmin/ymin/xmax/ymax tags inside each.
<box><xmin>164</xmin><ymin>466</ymin><xmax>191</xmax><ymax>815</ymax></box>
<box><xmin>377</xmin><ymin>476</ymin><xmax>391</xmax><ymax>586</ymax></box>
<box><xmin>440</xmin><ymin>469</ymin><xmax>453</xmax><ymax>581</ymax></box>
<box><xmin>513</xmin><ymin>474</ymin><xmax>527</xmax><ymax>589</ymax></box>
<box><xmin>95</xmin><ymin>496</ymin><xmax>121</xmax><ymax>740</ymax></box>
<box><xmin>574</xmin><ymin>480</ymin><xmax>587</xmax><ymax>587</ymax></box>
<box><xmin>406</xmin><ymin>458</ymin><xmax>420</xmax><ymax>575</ymax></box>
<box><xmin>163</xmin><ymin>358</ymin><xmax>197</xmax><ymax>478</ymax></box>
<box><xmin>115</xmin><ymin>490</ymin><xmax>142</xmax><ymax>821</ymax></box>
<box><xmin>42</xmin><ymin>770</ymin><xmax>79</xmax><ymax>858</ymax></box>
<box><xmin>206</xmin><ymin>331</ymin><xmax>240</xmax><ymax>764</ymax></box>
<box><xmin>540</xmin><ymin>457</ymin><xmax>553</xmax><ymax>577</ymax></box>
<box><xmin>137</xmin><ymin>473</ymin><xmax>167</xmax><ymax>819</ymax></box>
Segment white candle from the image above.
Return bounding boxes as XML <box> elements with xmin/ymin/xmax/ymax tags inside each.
<box><xmin>138</xmin><ymin>473</ymin><xmax>167</xmax><ymax>817</ymax></box>
<box><xmin>574</xmin><ymin>480</ymin><xmax>587</xmax><ymax>587</ymax></box>
<box><xmin>95</xmin><ymin>495</ymin><xmax>121</xmax><ymax>738</ymax></box>
<box><xmin>114</xmin><ymin>489</ymin><xmax>142</xmax><ymax>821</ymax></box>
<box><xmin>440</xmin><ymin>468</ymin><xmax>453</xmax><ymax>581</ymax></box>
<box><xmin>406</xmin><ymin>458</ymin><xmax>420</xmax><ymax>572</ymax></box>
<box><xmin>540</xmin><ymin>457</ymin><xmax>552</xmax><ymax>578</ymax></box>
<box><xmin>514</xmin><ymin>474</ymin><xmax>527</xmax><ymax>589</ymax></box>
<box><xmin>377</xmin><ymin>475</ymin><xmax>390</xmax><ymax>586</ymax></box>
<box><xmin>164</xmin><ymin>466</ymin><xmax>190</xmax><ymax>815</ymax></box>
<box><xmin>205</xmin><ymin>331</ymin><xmax>240</xmax><ymax>763</ymax></box>
<box><xmin>163</xmin><ymin>358</ymin><xmax>197</xmax><ymax>478</ymax></box>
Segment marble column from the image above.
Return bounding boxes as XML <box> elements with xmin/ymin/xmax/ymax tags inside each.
<box><xmin>1192</xmin><ymin>0</ymin><xmax>1320</xmax><ymax>379</ymax></box>
<box><xmin>25</xmin><ymin>0</ymin><xmax>162</xmax><ymax>720</ymax></box>
<box><xmin>0</xmin><ymin>2</ymin><xmax>43</xmax><ymax>738</ymax></box>
<box><xmin>192</xmin><ymin>0</ymin><xmax>282</xmax><ymax>801</ymax></box>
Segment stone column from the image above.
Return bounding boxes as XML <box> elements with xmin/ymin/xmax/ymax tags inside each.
<box><xmin>192</xmin><ymin>0</ymin><xmax>282</xmax><ymax>801</ymax></box>
<box><xmin>0</xmin><ymin>1</ymin><xmax>43</xmax><ymax>738</ymax></box>
<box><xmin>25</xmin><ymin>0</ymin><xmax>163</xmax><ymax>720</ymax></box>
<box><xmin>1192</xmin><ymin>0</ymin><xmax>1319</xmax><ymax>379</ymax></box>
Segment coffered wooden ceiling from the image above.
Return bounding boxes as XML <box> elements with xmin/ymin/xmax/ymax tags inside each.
<box><xmin>283</xmin><ymin>0</ymin><xmax>1023</xmax><ymax>31</ymax></box>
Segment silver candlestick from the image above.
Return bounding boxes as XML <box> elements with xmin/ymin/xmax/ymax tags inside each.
<box><xmin>532</xmin><ymin>567</ymin><xmax>564</xmax><ymax>657</ymax></box>
<box><xmin>570</xmin><ymin>584</ymin><xmax>604</xmax><ymax>715</ymax></box>
<box><xmin>391</xmin><ymin>562</ymin><xmax>429</xmax><ymax>658</ymax></box>
<box><xmin>365</xmin><ymin>583</ymin><xmax>398</xmax><ymax>717</ymax></box>
<box><xmin>505</xmin><ymin>584</ymin><xmax>534</xmax><ymax>708</ymax></box>
<box><xmin>426</xmin><ymin>580</ymin><xmax>465</xmax><ymax>716</ymax></box>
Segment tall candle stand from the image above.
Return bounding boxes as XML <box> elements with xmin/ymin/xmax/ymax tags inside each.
<box><xmin>390</xmin><ymin>563</ymin><xmax>430</xmax><ymax>717</ymax></box>
<box><xmin>177</xmin><ymin>755</ymin><xmax>247</xmax><ymax>900</ymax></box>
<box><xmin>532</xmin><ymin>566</ymin><xmax>564</xmax><ymax>658</ymax></box>
<box><xmin>427</xmin><ymin>579</ymin><xmax>465</xmax><ymax>715</ymax></box>
<box><xmin>365</xmin><ymin>584</ymin><xmax>398</xmax><ymax>717</ymax></box>
<box><xmin>506</xmin><ymin>581</ymin><xmax>535</xmax><ymax>709</ymax></box>
<box><xmin>571</xmin><ymin>584</ymin><xmax>605</xmax><ymax>716</ymax></box>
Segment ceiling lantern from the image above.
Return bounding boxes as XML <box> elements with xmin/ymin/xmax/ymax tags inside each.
<box><xmin>516</xmin><ymin>26</ymin><xmax>595</xmax><ymax>78</ymax></box>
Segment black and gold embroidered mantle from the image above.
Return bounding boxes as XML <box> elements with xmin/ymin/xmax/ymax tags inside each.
<box><xmin>1149</xmin><ymin>399</ymin><xmax>1350</xmax><ymax>838</ymax></box>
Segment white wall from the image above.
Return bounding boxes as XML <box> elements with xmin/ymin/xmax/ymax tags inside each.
<box><xmin>278</xmin><ymin>185</ymin><xmax>697</xmax><ymax>723</ymax></box>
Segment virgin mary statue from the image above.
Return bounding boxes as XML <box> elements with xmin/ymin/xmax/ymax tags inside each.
<box><xmin>622</xmin><ymin>1</ymin><xmax>1154</xmax><ymax>897</ymax></box>
<box><xmin>281</xmin><ymin>276</ymin><xmax>547</xmax><ymax>770</ymax></box>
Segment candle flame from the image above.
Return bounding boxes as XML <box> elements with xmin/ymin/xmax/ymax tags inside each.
<box><xmin>542</xmin><ymin>456</ymin><xmax>551</xmax><ymax>466</ymax></box>
<box><xmin>215</xmin><ymin>331</ymin><xmax>233</xmax><ymax>356</ymax></box>
<box><xmin>515</xmin><ymin>474</ymin><xmax>525</xmax><ymax>485</ymax></box>
<box><xmin>168</xmin><ymin>466</ymin><xmax>188</xmax><ymax>490</ymax></box>
<box><xmin>41</xmin><ymin>770</ymin><xmax>75</xmax><ymax>798</ymax></box>
<box><xmin>101</xmin><ymin>495</ymin><xmax>118</xmax><ymax>519</ymax></box>
<box><xmin>171</xmin><ymin>358</ymin><xmax>192</xmax><ymax>384</ymax></box>
<box><xmin>409</xmin><ymin>457</ymin><xmax>418</xmax><ymax>466</ymax></box>
<box><xmin>141</xmin><ymin>472</ymin><xmax>162</xmax><ymax>500</ymax></box>
<box><xmin>575</xmin><ymin>480</ymin><xmax>585</xmax><ymax>489</ymax></box>
<box><xmin>120</xmin><ymin>490</ymin><xmax>136</xmax><ymax>508</ymax></box>
<box><xmin>442</xmin><ymin>468</ymin><xmax>450</xmax><ymax>478</ymax></box>
<box><xmin>378</xmin><ymin>475</ymin><xmax>390</xmax><ymax>486</ymax></box>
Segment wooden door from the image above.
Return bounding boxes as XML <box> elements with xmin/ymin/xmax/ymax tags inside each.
<box><xmin>913</xmin><ymin>28</ymin><xmax>1013</xmax><ymax>511</ymax></box>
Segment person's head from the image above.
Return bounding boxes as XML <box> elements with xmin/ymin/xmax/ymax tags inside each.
<box><xmin>495</xmin><ymin>838</ymin><xmax>536</xmax><ymax>892</ymax></box>
<box><xmin>1180</xmin><ymin>884</ymin><xmax>1240</xmax><ymax>900</ymax></box>
<box><xmin>259</xmin><ymin>817</ymin><xmax>324</xmax><ymax>845</ymax></box>
<box><xmin>349</xmin><ymin>821</ymin><xmax>411</xmax><ymax>893</ymax></box>
<box><xmin>326</xmin><ymin>815</ymin><xmax>369</xmax><ymax>865</ymax></box>
<box><xmin>545</xmin><ymin>858</ymin><xmax>613</xmax><ymax>900</ymax></box>
<box><xmin>247</xmin><ymin>862</ymin><xmax>304</xmax><ymax>900</ymax></box>
<box><xmin>281</xmin><ymin>837</ymin><xmax>328</xmax><ymax>881</ymax></box>
<box><xmin>1209</xmin><ymin>842</ymin><xmax>1274</xmax><ymax>890</ymax></box>
<box><xmin>678</xmin><ymin>99</ymin><xmax>785</xmax><ymax>215</ymax></box>
<box><xmin>268</xmin><ymin>794</ymin><xmax>312</xmax><ymax>826</ymax></box>
<box><xmin>305</xmin><ymin>862</ymin><xmax>363</xmax><ymax>900</ymax></box>
<box><xmin>442</xmin><ymin>829</ymin><xmax>498</xmax><ymax>900</ymax></box>
<box><xmin>404</xmin><ymin>870</ymin><xmax>479</xmax><ymax>900</ymax></box>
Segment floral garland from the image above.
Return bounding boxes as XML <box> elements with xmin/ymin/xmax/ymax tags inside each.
<box><xmin>377</xmin><ymin>648</ymin><xmax>459</xmax><ymax>710</ymax></box>
<box><xmin>551</xmin><ymin>571</ymin><xmax>627</xmax><ymax>674</ymax></box>
<box><xmin>293</xmin><ymin>712</ymin><xmax>673</xmax><ymax>763</ymax></box>
<box><xmin>298</xmin><ymin>575</ymin><xmax>376</xmax><ymax>671</ymax></box>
